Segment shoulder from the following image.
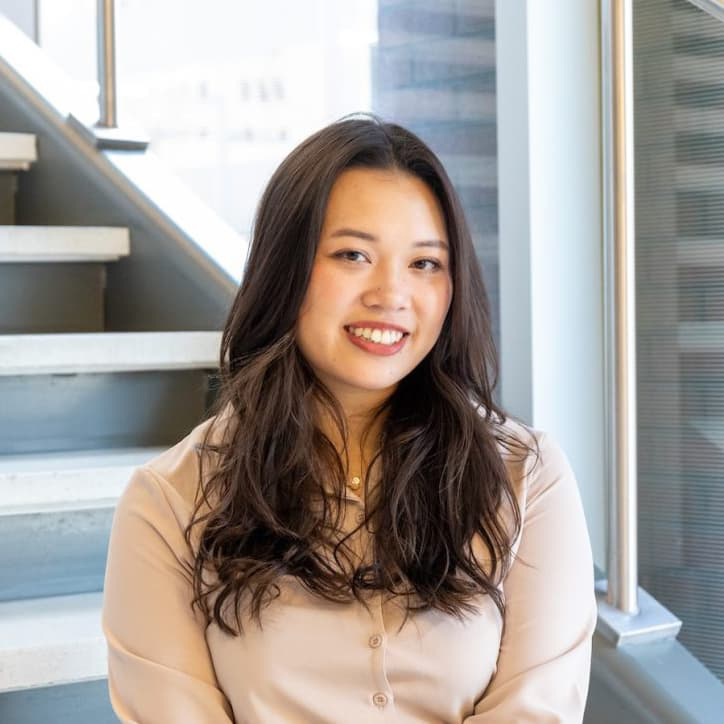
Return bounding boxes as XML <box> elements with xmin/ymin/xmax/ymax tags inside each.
<box><xmin>500</xmin><ymin>422</ymin><xmax>577</xmax><ymax>517</ymax></box>
<box><xmin>473</xmin><ymin>401</ymin><xmax>572</xmax><ymax>500</ymax></box>
<box><xmin>119</xmin><ymin>403</ymin><xmax>236</xmax><ymax>523</ymax></box>
<box><xmin>144</xmin><ymin>417</ymin><xmax>216</xmax><ymax>504</ymax></box>
<box><xmin>472</xmin><ymin>402</ymin><xmax>542</xmax><ymax>490</ymax></box>
<box><xmin>473</xmin><ymin>402</ymin><xmax>579</xmax><ymax>534</ymax></box>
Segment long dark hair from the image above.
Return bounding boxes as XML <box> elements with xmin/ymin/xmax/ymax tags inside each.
<box><xmin>184</xmin><ymin>113</ymin><xmax>539</xmax><ymax>636</ymax></box>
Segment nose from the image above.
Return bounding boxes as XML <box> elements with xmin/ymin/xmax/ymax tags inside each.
<box><xmin>361</xmin><ymin>262</ymin><xmax>411</xmax><ymax>311</ymax></box>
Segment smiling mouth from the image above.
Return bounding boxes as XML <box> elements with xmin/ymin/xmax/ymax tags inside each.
<box><xmin>343</xmin><ymin>325</ymin><xmax>410</xmax><ymax>341</ymax></box>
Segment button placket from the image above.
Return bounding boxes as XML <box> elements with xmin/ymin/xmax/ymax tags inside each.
<box><xmin>366</xmin><ymin>593</ymin><xmax>393</xmax><ymax>711</ymax></box>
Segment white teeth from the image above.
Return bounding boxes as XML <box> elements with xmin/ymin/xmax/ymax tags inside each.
<box><xmin>347</xmin><ymin>326</ymin><xmax>404</xmax><ymax>345</ymax></box>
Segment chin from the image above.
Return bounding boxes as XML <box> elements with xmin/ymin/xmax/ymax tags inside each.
<box><xmin>333</xmin><ymin>374</ymin><xmax>405</xmax><ymax>395</ymax></box>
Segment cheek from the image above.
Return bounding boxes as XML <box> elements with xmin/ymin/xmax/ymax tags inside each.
<box><xmin>427</xmin><ymin>280</ymin><xmax>453</xmax><ymax>330</ymax></box>
<box><xmin>307</xmin><ymin>264</ymin><xmax>351</xmax><ymax>308</ymax></box>
<box><xmin>299</xmin><ymin>264</ymin><xmax>349</xmax><ymax>329</ymax></box>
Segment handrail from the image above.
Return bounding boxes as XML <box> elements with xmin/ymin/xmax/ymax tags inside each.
<box><xmin>597</xmin><ymin>0</ymin><xmax>682</xmax><ymax>645</ymax></box>
<box><xmin>96</xmin><ymin>0</ymin><xmax>117</xmax><ymax>129</ymax></box>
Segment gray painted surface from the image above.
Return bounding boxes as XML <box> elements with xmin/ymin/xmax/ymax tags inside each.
<box><xmin>0</xmin><ymin>678</ymin><xmax>115</xmax><ymax>724</ymax></box>
<box><xmin>587</xmin><ymin>634</ymin><xmax>724</xmax><ymax>723</ymax></box>
<box><xmin>0</xmin><ymin>173</ymin><xmax>16</xmax><ymax>223</ymax></box>
<box><xmin>0</xmin><ymin>263</ymin><xmax>105</xmax><ymax>333</ymax></box>
<box><xmin>0</xmin><ymin>506</ymin><xmax>113</xmax><ymax>601</ymax></box>
<box><xmin>0</xmin><ymin>369</ymin><xmax>212</xmax><ymax>454</ymax></box>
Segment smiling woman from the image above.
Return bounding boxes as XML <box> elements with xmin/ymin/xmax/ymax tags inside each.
<box><xmin>296</xmin><ymin>167</ymin><xmax>453</xmax><ymax>466</ymax></box>
<box><xmin>102</xmin><ymin>113</ymin><xmax>597</xmax><ymax>723</ymax></box>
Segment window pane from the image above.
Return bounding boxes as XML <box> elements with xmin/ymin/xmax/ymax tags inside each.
<box><xmin>36</xmin><ymin>1</ymin><xmax>499</xmax><ymax>364</ymax></box>
<box><xmin>634</xmin><ymin>0</ymin><xmax>724</xmax><ymax>683</ymax></box>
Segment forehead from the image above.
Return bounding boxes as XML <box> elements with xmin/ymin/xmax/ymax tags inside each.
<box><xmin>322</xmin><ymin>168</ymin><xmax>448</xmax><ymax>238</ymax></box>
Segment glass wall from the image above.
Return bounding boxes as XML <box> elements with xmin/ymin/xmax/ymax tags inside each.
<box><xmin>634</xmin><ymin>0</ymin><xmax>724</xmax><ymax>683</ymax></box>
<box><xmin>35</xmin><ymin>0</ymin><xmax>501</xmax><ymax>370</ymax></box>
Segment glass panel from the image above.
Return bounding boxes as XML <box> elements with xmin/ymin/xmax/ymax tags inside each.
<box><xmin>35</xmin><ymin>0</ymin><xmax>500</xmax><ymax>365</ymax></box>
<box><xmin>634</xmin><ymin>0</ymin><xmax>724</xmax><ymax>683</ymax></box>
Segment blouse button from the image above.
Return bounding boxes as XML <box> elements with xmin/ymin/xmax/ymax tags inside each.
<box><xmin>368</xmin><ymin>633</ymin><xmax>383</xmax><ymax>648</ymax></box>
<box><xmin>372</xmin><ymin>692</ymin><xmax>388</xmax><ymax>708</ymax></box>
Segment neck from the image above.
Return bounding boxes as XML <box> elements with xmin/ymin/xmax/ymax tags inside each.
<box><xmin>314</xmin><ymin>399</ymin><xmax>385</xmax><ymax>477</ymax></box>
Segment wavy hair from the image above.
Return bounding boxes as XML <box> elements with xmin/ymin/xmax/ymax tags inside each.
<box><xmin>184</xmin><ymin>113</ymin><xmax>539</xmax><ymax>636</ymax></box>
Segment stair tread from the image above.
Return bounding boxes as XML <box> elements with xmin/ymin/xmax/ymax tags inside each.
<box><xmin>0</xmin><ymin>330</ymin><xmax>222</xmax><ymax>375</ymax></box>
<box><xmin>0</xmin><ymin>225</ymin><xmax>130</xmax><ymax>262</ymax></box>
<box><xmin>0</xmin><ymin>132</ymin><xmax>36</xmax><ymax>171</ymax></box>
<box><xmin>0</xmin><ymin>446</ymin><xmax>166</xmax><ymax>513</ymax></box>
<box><xmin>0</xmin><ymin>591</ymin><xmax>106</xmax><ymax>692</ymax></box>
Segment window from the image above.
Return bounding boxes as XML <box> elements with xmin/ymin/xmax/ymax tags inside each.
<box><xmin>634</xmin><ymin>0</ymin><xmax>724</xmax><ymax>683</ymax></box>
<box><xmin>36</xmin><ymin>0</ymin><xmax>500</xmax><ymax>365</ymax></box>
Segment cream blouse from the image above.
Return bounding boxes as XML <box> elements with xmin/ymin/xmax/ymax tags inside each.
<box><xmin>102</xmin><ymin>408</ymin><xmax>597</xmax><ymax>723</ymax></box>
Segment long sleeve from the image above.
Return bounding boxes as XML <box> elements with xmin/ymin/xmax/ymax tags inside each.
<box><xmin>102</xmin><ymin>465</ymin><xmax>235</xmax><ymax>724</ymax></box>
<box><xmin>465</xmin><ymin>431</ymin><xmax>598</xmax><ymax>723</ymax></box>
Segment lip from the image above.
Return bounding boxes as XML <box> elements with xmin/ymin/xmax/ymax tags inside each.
<box><xmin>344</xmin><ymin>327</ymin><xmax>409</xmax><ymax>356</ymax></box>
<box><xmin>345</xmin><ymin>321</ymin><xmax>411</xmax><ymax>334</ymax></box>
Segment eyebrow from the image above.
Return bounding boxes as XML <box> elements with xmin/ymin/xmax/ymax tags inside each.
<box><xmin>328</xmin><ymin>227</ymin><xmax>449</xmax><ymax>251</ymax></box>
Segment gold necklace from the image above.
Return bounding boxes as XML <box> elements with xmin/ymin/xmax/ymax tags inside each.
<box><xmin>347</xmin><ymin>442</ymin><xmax>379</xmax><ymax>492</ymax></box>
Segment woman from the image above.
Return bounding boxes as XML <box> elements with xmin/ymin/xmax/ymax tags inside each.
<box><xmin>102</xmin><ymin>114</ymin><xmax>597</xmax><ymax>723</ymax></box>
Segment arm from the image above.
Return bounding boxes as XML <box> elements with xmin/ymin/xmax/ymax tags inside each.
<box><xmin>465</xmin><ymin>432</ymin><xmax>598</xmax><ymax>723</ymax></box>
<box><xmin>102</xmin><ymin>466</ymin><xmax>235</xmax><ymax>724</ymax></box>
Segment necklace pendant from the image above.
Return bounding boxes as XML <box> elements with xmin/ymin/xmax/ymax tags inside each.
<box><xmin>348</xmin><ymin>476</ymin><xmax>361</xmax><ymax>490</ymax></box>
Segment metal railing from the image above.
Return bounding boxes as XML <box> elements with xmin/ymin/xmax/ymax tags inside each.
<box><xmin>68</xmin><ymin>0</ymin><xmax>147</xmax><ymax>149</ymax></box>
<box><xmin>597</xmin><ymin>0</ymin><xmax>682</xmax><ymax>645</ymax></box>
<box><xmin>96</xmin><ymin>0</ymin><xmax>117</xmax><ymax>129</ymax></box>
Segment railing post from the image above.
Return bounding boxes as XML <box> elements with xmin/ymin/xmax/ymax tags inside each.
<box><xmin>605</xmin><ymin>0</ymin><xmax>638</xmax><ymax>617</ymax></box>
<box><xmin>96</xmin><ymin>0</ymin><xmax>117</xmax><ymax>129</ymax></box>
<box><xmin>67</xmin><ymin>0</ymin><xmax>148</xmax><ymax>149</ymax></box>
<box><xmin>596</xmin><ymin>0</ymin><xmax>682</xmax><ymax>646</ymax></box>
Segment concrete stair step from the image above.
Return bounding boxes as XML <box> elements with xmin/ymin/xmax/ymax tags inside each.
<box><xmin>0</xmin><ymin>446</ymin><xmax>164</xmax><ymax>514</ymax></box>
<box><xmin>0</xmin><ymin>331</ymin><xmax>222</xmax><ymax>376</ymax></box>
<box><xmin>0</xmin><ymin>591</ymin><xmax>105</xmax><ymax>693</ymax></box>
<box><xmin>0</xmin><ymin>132</ymin><xmax>36</xmax><ymax>171</ymax></box>
<box><xmin>0</xmin><ymin>447</ymin><xmax>163</xmax><ymax>601</ymax></box>
<box><xmin>0</xmin><ymin>225</ymin><xmax>129</xmax><ymax>262</ymax></box>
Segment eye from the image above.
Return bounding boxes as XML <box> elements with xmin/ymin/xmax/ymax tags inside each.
<box><xmin>332</xmin><ymin>250</ymin><xmax>368</xmax><ymax>263</ymax></box>
<box><xmin>412</xmin><ymin>258</ymin><xmax>444</xmax><ymax>272</ymax></box>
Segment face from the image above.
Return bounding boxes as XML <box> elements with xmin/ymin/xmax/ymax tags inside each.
<box><xmin>296</xmin><ymin>167</ymin><xmax>453</xmax><ymax>416</ymax></box>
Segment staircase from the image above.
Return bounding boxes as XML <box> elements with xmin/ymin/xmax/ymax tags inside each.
<box><xmin>0</xmin><ymin>131</ymin><xmax>223</xmax><ymax>722</ymax></box>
